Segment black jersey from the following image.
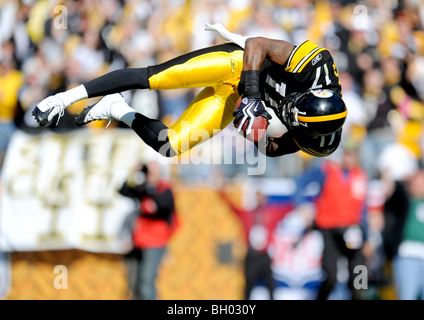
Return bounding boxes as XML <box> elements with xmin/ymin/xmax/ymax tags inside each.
<box><xmin>260</xmin><ymin>41</ymin><xmax>343</xmax><ymax>157</ymax></box>
<box><xmin>261</xmin><ymin>41</ymin><xmax>342</xmax><ymax>120</ymax></box>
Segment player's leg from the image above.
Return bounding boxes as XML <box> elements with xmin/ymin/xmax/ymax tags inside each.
<box><xmin>148</xmin><ymin>46</ymin><xmax>243</xmax><ymax>155</ymax></box>
<box><xmin>31</xmin><ymin>68</ymin><xmax>151</xmax><ymax>127</ymax></box>
<box><xmin>166</xmin><ymin>85</ymin><xmax>239</xmax><ymax>155</ymax></box>
<box><xmin>83</xmin><ymin>42</ymin><xmax>243</xmax><ymax>95</ymax></box>
<box><xmin>76</xmin><ymin>84</ymin><xmax>240</xmax><ymax>157</ymax></box>
<box><xmin>148</xmin><ymin>43</ymin><xmax>243</xmax><ymax>90</ymax></box>
<box><xmin>33</xmin><ymin>43</ymin><xmax>243</xmax><ymax>126</ymax></box>
<box><xmin>76</xmin><ymin>47</ymin><xmax>243</xmax><ymax>157</ymax></box>
<box><xmin>75</xmin><ymin>93</ymin><xmax>176</xmax><ymax>156</ymax></box>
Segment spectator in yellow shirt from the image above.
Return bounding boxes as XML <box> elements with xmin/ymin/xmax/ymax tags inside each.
<box><xmin>0</xmin><ymin>41</ymin><xmax>24</xmax><ymax>166</ymax></box>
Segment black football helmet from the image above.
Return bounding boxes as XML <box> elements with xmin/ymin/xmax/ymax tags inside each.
<box><xmin>281</xmin><ymin>89</ymin><xmax>347</xmax><ymax>137</ymax></box>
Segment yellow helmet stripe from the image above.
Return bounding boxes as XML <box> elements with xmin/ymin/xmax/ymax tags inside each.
<box><xmin>297</xmin><ymin>110</ymin><xmax>347</xmax><ymax>123</ymax></box>
<box><xmin>304</xmin><ymin>148</ymin><xmax>335</xmax><ymax>157</ymax></box>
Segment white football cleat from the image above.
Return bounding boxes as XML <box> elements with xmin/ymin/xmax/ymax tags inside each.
<box><xmin>32</xmin><ymin>94</ymin><xmax>66</xmax><ymax>126</ymax></box>
<box><xmin>75</xmin><ymin>93</ymin><xmax>127</xmax><ymax>127</ymax></box>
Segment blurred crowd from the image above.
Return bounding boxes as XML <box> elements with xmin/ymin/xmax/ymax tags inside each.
<box><xmin>1</xmin><ymin>0</ymin><xmax>424</xmax><ymax>299</ymax></box>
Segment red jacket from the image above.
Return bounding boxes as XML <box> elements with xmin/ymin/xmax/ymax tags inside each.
<box><xmin>315</xmin><ymin>162</ymin><xmax>368</xmax><ymax>229</ymax></box>
<box><xmin>219</xmin><ymin>190</ymin><xmax>292</xmax><ymax>252</ymax></box>
<box><xmin>131</xmin><ymin>181</ymin><xmax>179</xmax><ymax>249</ymax></box>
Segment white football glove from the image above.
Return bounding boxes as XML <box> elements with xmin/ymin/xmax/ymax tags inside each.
<box><xmin>204</xmin><ymin>23</ymin><xmax>249</xmax><ymax>49</ymax></box>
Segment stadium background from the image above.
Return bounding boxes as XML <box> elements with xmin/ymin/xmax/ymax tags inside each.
<box><xmin>1</xmin><ymin>0</ymin><xmax>424</xmax><ymax>300</ymax></box>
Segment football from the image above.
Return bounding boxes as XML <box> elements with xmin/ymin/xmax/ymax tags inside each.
<box><xmin>234</xmin><ymin>96</ymin><xmax>269</xmax><ymax>143</ymax></box>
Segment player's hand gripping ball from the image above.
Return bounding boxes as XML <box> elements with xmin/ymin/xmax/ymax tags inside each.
<box><xmin>233</xmin><ymin>96</ymin><xmax>271</xmax><ymax>142</ymax></box>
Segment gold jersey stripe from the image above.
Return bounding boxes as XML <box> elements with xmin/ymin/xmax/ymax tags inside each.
<box><xmin>297</xmin><ymin>110</ymin><xmax>348</xmax><ymax>123</ymax></box>
<box><xmin>295</xmin><ymin>48</ymin><xmax>326</xmax><ymax>73</ymax></box>
<box><xmin>285</xmin><ymin>41</ymin><xmax>321</xmax><ymax>73</ymax></box>
<box><xmin>286</xmin><ymin>41</ymin><xmax>306</xmax><ymax>70</ymax></box>
<box><xmin>292</xmin><ymin>47</ymin><xmax>321</xmax><ymax>73</ymax></box>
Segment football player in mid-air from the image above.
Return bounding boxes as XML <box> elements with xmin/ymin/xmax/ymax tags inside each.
<box><xmin>32</xmin><ymin>23</ymin><xmax>347</xmax><ymax>158</ymax></box>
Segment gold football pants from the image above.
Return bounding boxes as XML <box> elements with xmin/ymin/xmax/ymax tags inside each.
<box><xmin>148</xmin><ymin>43</ymin><xmax>244</xmax><ymax>155</ymax></box>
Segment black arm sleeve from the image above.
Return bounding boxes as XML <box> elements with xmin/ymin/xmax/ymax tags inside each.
<box><xmin>84</xmin><ymin>68</ymin><xmax>150</xmax><ymax>98</ymax></box>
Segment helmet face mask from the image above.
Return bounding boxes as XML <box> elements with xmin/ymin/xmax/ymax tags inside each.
<box><xmin>282</xmin><ymin>91</ymin><xmax>308</xmax><ymax>128</ymax></box>
<box><xmin>281</xmin><ymin>89</ymin><xmax>347</xmax><ymax>137</ymax></box>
